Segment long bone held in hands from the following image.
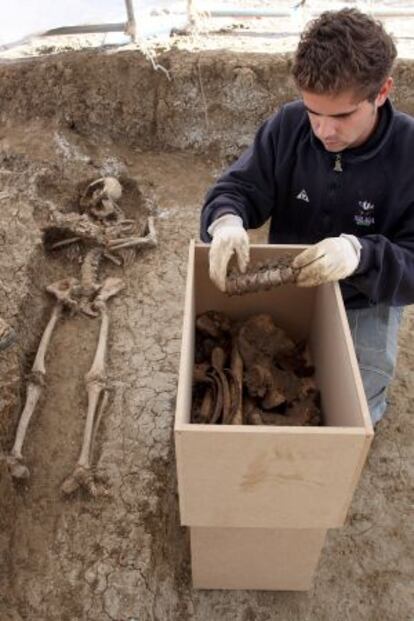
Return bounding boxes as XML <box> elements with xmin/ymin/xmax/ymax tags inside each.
<box><xmin>224</xmin><ymin>254</ymin><xmax>327</xmax><ymax>295</ymax></box>
<box><xmin>225</xmin><ymin>259</ymin><xmax>299</xmax><ymax>295</ymax></box>
<box><xmin>61</xmin><ymin>277</ymin><xmax>125</xmax><ymax>497</ymax></box>
<box><xmin>6</xmin><ymin>277</ymin><xmax>80</xmax><ymax>480</ymax></box>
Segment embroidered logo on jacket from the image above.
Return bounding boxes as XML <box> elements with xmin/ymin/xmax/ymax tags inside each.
<box><xmin>354</xmin><ymin>200</ymin><xmax>375</xmax><ymax>226</ymax></box>
<box><xmin>296</xmin><ymin>189</ymin><xmax>310</xmax><ymax>203</ymax></box>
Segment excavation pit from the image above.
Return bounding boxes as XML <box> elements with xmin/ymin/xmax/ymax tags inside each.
<box><xmin>0</xmin><ymin>47</ymin><xmax>413</xmax><ymax>619</ymax></box>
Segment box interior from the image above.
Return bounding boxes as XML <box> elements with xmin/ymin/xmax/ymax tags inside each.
<box><xmin>176</xmin><ymin>241</ymin><xmax>372</xmax><ymax>430</ymax></box>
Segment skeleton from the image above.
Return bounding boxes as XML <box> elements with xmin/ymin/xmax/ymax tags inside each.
<box><xmin>6</xmin><ymin>176</ymin><xmax>157</xmax><ymax>494</ymax></box>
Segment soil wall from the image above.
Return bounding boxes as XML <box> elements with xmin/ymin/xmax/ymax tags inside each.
<box><xmin>1</xmin><ymin>50</ymin><xmax>413</xmax><ymax>159</ymax></box>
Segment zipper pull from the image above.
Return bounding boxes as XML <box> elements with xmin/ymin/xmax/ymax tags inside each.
<box><xmin>334</xmin><ymin>154</ymin><xmax>343</xmax><ymax>172</ymax></box>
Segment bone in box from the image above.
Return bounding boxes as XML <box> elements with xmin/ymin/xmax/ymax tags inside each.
<box><xmin>174</xmin><ymin>241</ymin><xmax>373</xmax><ymax>590</ymax></box>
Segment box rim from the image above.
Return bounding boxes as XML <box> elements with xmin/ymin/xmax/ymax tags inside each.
<box><xmin>175</xmin><ymin>424</ymin><xmax>371</xmax><ymax>436</ymax></box>
<box><xmin>174</xmin><ymin>240</ymin><xmax>373</xmax><ymax>437</ymax></box>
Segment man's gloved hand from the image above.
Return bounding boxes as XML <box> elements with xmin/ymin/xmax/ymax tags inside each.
<box><xmin>208</xmin><ymin>214</ymin><xmax>249</xmax><ymax>292</ymax></box>
<box><xmin>293</xmin><ymin>234</ymin><xmax>362</xmax><ymax>287</ymax></box>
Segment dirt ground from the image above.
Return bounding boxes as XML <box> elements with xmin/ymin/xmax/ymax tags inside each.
<box><xmin>0</xmin><ymin>48</ymin><xmax>413</xmax><ymax>621</ymax></box>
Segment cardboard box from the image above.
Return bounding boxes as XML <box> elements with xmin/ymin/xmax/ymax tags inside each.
<box><xmin>174</xmin><ymin>242</ymin><xmax>373</xmax><ymax>589</ymax></box>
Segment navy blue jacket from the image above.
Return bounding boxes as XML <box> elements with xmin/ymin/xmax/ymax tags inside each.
<box><xmin>200</xmin><ymin>99</ymin><xmax>414</xmax><ymax>308</ymax></box>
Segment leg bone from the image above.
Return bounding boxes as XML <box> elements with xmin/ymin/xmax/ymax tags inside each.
<box><xmin>61</xmin><ymin>278</ymin><xmax>124</xmax><ymax>496</ymax></box>
<box><xmin>7</xmin><ymin>277</ymin><xmax>79</xmax><ymax>480</ymax></box>
<box><xmin>7</xmin><ymin>303</ymin><xmax>61</xmax><ymax>479</ymax></box>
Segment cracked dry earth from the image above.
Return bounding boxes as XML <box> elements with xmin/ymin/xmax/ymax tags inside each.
<box><xmin>0</xmin><ymin>122</ymin><xmax>413</xmax><ymax>621</ymax></box>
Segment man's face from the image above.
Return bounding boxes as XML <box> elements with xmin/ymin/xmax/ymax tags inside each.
<box><xmin>302</xmin><ymin>89</ymin><xmax>382</xmax><ymax>152</ymax></box>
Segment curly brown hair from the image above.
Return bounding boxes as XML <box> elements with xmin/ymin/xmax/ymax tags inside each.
<box><xmin>292</xmin><ymin>9</ymin><xmax>397</xmax><ymax>102</ymax></box>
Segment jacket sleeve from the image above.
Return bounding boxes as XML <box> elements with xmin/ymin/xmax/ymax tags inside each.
<box><xmin>349</xmin><ymin>204</ymin><xmax>414</xmax><ymax>305</ymax></box>
<box><xmin>200</xmin><ymin>112</ymin><xmax>281</xmax><ymax>242</ymax></box>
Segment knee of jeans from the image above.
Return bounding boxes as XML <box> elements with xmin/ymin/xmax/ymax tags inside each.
<box><xmin>370</xmin><ymin>397</ymin><xmax>387</xmax><ymax>425</ymax></box>
<box><xmin>356</xmin><ymin>339</ymin><xmax>397</xmax><ymax>379</ymax></box>
<box><xmin>348</xmin><ymin>305</ymin><xmax>402</xmax><ymax>369</ymax></box>
<box><xmin>359</xmin><ymin>367</ymin><xmax>391</xmax><ymax>404</ymax></box>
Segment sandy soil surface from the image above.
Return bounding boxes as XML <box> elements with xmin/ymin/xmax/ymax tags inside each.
<box><xmin>0</xmin><ymin>110</ymin><xmax>412</xmax><ymax>620</ymax></box>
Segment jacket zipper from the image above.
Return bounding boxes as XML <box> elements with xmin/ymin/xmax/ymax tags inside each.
<box><xmin>334</xmin><ymin>153</ymin><xmax>343</xmax><ymax>172</ymax></box>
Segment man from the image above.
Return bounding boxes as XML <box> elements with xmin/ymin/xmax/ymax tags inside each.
<box><xmin>200</xmin><ymin>8</ymin><xmax>414</xmax><ymax>425</ymax></box>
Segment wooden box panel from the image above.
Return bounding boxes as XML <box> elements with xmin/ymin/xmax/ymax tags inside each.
<box><xmin>175</xmin><ymin>242</ymin><xmax>373</xmax><ymax>529</ymax></box>
<box><xmin>191</xmin><ymin>526</ymin><xmax>327</xmax><ymax>591</ymax></box>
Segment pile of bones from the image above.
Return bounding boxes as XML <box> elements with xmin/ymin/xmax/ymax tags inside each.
<box><xmin>192</xmin><ymin>311</ymin><xmax>322</xmax><ymax>426</ymax></box>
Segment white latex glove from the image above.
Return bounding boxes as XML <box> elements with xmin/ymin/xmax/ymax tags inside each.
<box><xmin>208</xmin><ymin>214</ymin><xmax>249</xmax><ymax>292</ymax></box>
<box><xmin>293</xmin><ymin>234</ymin><xmax>362</xmax><ymax>287</ymax></box>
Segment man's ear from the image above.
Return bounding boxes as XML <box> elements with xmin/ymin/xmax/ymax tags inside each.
<box><xmin>376</xmin><ymin>77</ymin><xmax>393</xmax><ymax>106</ymax></box>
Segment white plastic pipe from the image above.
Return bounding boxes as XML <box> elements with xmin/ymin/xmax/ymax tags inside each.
<box><xmin>205</xmin><ymin>7</ymin><xmax>414</xmax><ymax>19</ymax></box>
<box><xmin>125</xmin><ymin>0</ymin><xmax>137</xmax><ymax>41</ymax></box>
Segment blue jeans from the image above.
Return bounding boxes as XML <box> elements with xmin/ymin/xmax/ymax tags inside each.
<box><xmin>346</xmin><ymin>305</ymin><xmax>404</xmax><ymax>425</ymax></box>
